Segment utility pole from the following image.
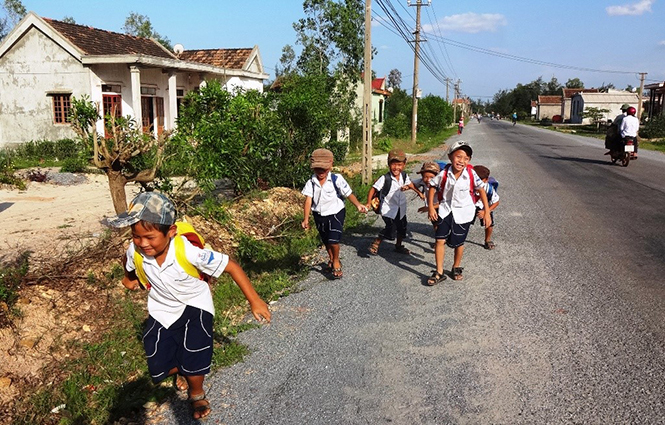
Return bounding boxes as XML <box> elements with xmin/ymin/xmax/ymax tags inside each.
<box><xmin>445</xmin><ymin>77</ymin><xmax>451</xmax><ymax>103</ymax></box>
<box><xmin>362</xmin><ymin>0</ymin><xmax>372</xmax><ymax>184</ymax></box>
<box><xmin>409</xmin><ymin>0</ymin><xmax>430</xmax><ymax>145</ymax></box>
<box><xmin>637</xmin><ymin>72</ymin><xmax>647</xmax><ymax>121</ymax></box>
<box><xmin>453</xmin><ymin>80</ymin><xmax>460</xmax><ymax>123</ymax></box>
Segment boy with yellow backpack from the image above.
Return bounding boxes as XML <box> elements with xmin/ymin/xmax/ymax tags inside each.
<box><xmin>108</xmin><ymin>191</ymin><xmax>271</xmax><ymax>420</ymax></box>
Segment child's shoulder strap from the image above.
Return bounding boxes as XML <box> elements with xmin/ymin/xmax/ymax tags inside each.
<box><xmin>330</xmin><ymin>173</ymin><xmax>343</xmax><ymax>199</ymax></box>
<box><xmin>380</xmin><ymin>172</ymin><xmax>393</xmax><ymax>199</ymax></box>
<box><xmin>437</xmin><ymin>164</ymin><xmax>451</xmax><ymax>202</ymax></box>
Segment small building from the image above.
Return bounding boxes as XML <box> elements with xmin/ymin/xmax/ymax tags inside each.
<box><xmin>353</xmin><ymin>75</ymin><xmax>392</xmax><ymax>134</ymax></box>
<box><xmin>452</xmin><ymin>97</ymin><xmax>471</xmax><ymax>121</ymax></box>
<box><xmin>0</xmin><ymin>12</ymin><xmax>268</xmax><ymax>147</ymax></box>
<box><xmin>570</xmin><ymin>91</ymin><xmax>639</xmax><ymax>124</ymax></box>
<box><xmin>561</xmin><ymin>88</ymin><xmax>598</xmax><ymax>122</ymax></box>
<box><xmin>530</xmin><ymin>100</ymin><xmax>538</xmax><ymax>117</ymax></box>
<box><xmin>536</xmin><ymin>95</ymin><xmax>562</xmax><ymax>120</ymax></box>
<box><xmin>644</xmin><ymin>81</ymin><xmax>664</xmax><ymax>120</ymax></box>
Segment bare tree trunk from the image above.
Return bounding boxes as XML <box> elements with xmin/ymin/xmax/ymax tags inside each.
<box><xmin>106</xmin><ymin>170</ymin><xmax>130</xmax><ymax>214</ymax></box>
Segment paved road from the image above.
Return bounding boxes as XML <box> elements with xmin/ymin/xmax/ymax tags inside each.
<box><xmin>159</xmin><ymin>120</ymin><xmax>665</xmax><ymax>424</ymax></box>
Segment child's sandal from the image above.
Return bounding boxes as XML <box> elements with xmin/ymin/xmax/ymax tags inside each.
<box><xmin>174</xmin><ymin>374</ymin><xmax>188</xmax><ymax>392</ymax></box>
<box><xmin>483</xmin><ymin>241</ymin><xmax>496</xmax><ymax>250</ymax></box>
<box><xmin>189</xmin><ymin>391</ymin><xmax>211</xmax><ymax>420</ymax></box>
<box><xmin>427</xmin><ymin>271</ymin><xmax>446</xmax><ymax>286</ymax></box>
<box><xmin>452</xmin><ymin>267</ymin><xmax>464</xmax><ymax>281</ymax></box>
<box><xmin>368</xmin><ymin>241</ymin><xmax>380</xmax><ymax>255</ymax></box>
<box><xmin>394</xmin><ymin>245</ymin><xmax>410</xmax><ymax>255</ymax></box>
<box><xmin>332</xmin><ymin>265</ymin><xmax>343</xmax><ymax>279</ymax></box>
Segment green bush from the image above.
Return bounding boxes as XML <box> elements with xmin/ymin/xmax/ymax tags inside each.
<box><xmin>326</xmin><ymin>140</ymin><xmax>349</xmax><ymax>162</ymax></box>
<box><xmin>540</xmin><ymin>118</ymin><xmax>552</xmax><ymax>126</ymax></box>
<box><xmin>59</xmin><ymin>155</ymin><xmax>90</xmax><ymax>173</ymax></box>
<box><xmin>640</xmin><ymin>114</ymin><xmax>665</xmax><ymax>139</ymax></box>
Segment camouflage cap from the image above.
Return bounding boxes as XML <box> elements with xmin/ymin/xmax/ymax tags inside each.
<box><xmin>310</xmin><ymin>148</ymin><xmax>334</xmax><ymax>169</ymax></box>
<box><xmin>417</xmin><ymin>161</ymin><xmax>441</xmax><ymax>175</ymax></box>
<box><xmin>621</xmin><ymin>103</ymin><xmax>631</xmax><ymax>111</ymax></box>
<box><xmin>387</xmin><ymin>149</ymin><xmax>407</xmax><ymax>163</ymax></box>
<box><xmin>106</xmin><ymin>192</ymin><xmax>176</xmax><ymax>228</ymax></box>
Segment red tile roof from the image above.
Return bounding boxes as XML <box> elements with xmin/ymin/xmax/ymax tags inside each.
<box><xmin>179</xmin><ymin>48</ymin><xmax>253</xmax><ymax>69</ymax></box>
<box><xmin>538</xmin><ymin>95</ymin><xmax>562</xmax><ymax>104</ymax></box>
<box><xmin>43</xmin><ymin>18</ymin><xmax>173</xmax><ymax>59</ymax></box>
<box><xmin>562</xmin><ymin>88</ymin><xmax>598</xmax><ymax>98</ymax></box>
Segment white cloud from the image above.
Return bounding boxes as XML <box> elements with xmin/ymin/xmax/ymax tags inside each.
<box><xmin>659</xmin><ymin>40</ymin><xmax>665</xmax><ymax>46</ymax></box>
<box><xmin>606</xmin><ymin>0</ymin><xmax>654</xmax><ymax>16</ymax></box>
<box><xmin>423</xmin><ymin>13</ymin><xmax>507</xmax><ymax>34</ymax></box>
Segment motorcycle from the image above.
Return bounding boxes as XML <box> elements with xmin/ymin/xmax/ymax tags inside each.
<box><xmin>608</xmin><ymin>137</ymin><xmax>635</xmax><ymax>167</ymax></box>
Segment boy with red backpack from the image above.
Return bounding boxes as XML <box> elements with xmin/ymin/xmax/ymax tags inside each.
<box><xmin>108</xmin><ymin>191</ymin><xmax>271</xmax><ymax>420</ymax></box>
<box><xmin>426</xmin><ymin>141</ymin><xmax>491</xmax><ymax>285</ymax></box>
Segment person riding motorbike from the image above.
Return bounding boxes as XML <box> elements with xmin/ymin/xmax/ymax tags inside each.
<box><xmin>605</xmin><ymin>103</ymin><xmax>630</xmax><ymax>154</ymax></box>
<box><xmin>620</xmin><ymin>106</ymin><xmax>640</xmax><ymax>159</ymax></box>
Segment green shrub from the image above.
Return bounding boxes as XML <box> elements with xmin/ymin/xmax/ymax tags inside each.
<box><xmin>59</xmin><ymin>155</ymin><xmax>90</xmax><ymax>173</ymax></box>
<box><xmin>326</xmin><ymin>140</ymin><xmax>348</xmax><ymax>162</ymax></box>
<box><xmin>540</xmin><ymin>118</ymin><xmax>552</xmax><ymax>126</ymax></box>
<box><xmin>375</xmin><ymin>137</ymin><xmax>393</xmax><ymax>152</ymax></box>
<box><xmin>0</xmin><ymin>252</ymin><xmax>30</xmax><ymax>325</ymax></box>
<box><xmin>640</xmin><ymin>114</ymin><xmax>665</xmax><ymax>139</ymax></box>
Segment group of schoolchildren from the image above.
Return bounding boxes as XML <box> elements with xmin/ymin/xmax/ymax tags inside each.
<box><xmin>105</xmin><ymin>139</ymin><xmax>498</xmax><ymax>420</ymax></box>
<box><xmin>301</xmin><ymin>140</ymin><xmax>499</xmax><ymax>286</ymax></box>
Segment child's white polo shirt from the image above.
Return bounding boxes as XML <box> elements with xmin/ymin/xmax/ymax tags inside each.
<box><xmin>373</xmin><ymin>172</ymin><xmax>411</xmax><ymax>219</ymax></box>
<box><xmin>125</xmin><ymin>237</ymin><xmax>229</xmax><ymax>328</ymax></box>
<box><xmin>302</xmin><ymin>173</ymin><xmax>352</xmax><ymax>216</ymax></box>
<box><xmin>431</xmin><ymin>167</ymin><xmax>483</xmax><ymax>223</ymax></box>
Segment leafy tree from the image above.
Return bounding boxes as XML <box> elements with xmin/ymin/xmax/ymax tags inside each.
<box><xmin>565</xmin><ymin>78</ymin><xmax>584</xmax><ymax>89</ymax></box>
<box><xmin>582</xmin><ymin>106</ymin><xmax>610</xmax><ymax>131</ymax></box>
<box><xmin>293</xmin><ymin>0</ymin><xmax>367</xmax><ymax>79</ymax></box>
<box><xmin>387</xmin><ymin>69</ymin><xmax>402</xmax><ymax>89</ymax></box>
<box><xmin>383</xmin><ymin>87</ymin><xmax>411</xmax><ymax>138</ymax></box>
<box><xmin>275</xmin><ymin>44</ymin><xmax>296</xmax><ymax>77</ymax></box>
<box><xmin>0</xmin><ymin>0</ymin><xmax>26</xmax><ymax>39</ymax></box>
<box><xmin>418</xmin><ymin>95</ymin><xmax>452</xmax><ymax>134</ymax></box>
<box><xmin>62</xmin><ymin>16</ymin><xmax>76</xmax><ymax>24</ymax></box>
<box><xmin>69</xmin><ymin>96</ymin><xmax>167</xmax><ymax>213</ymax></box>
<box><xmin>122</xmin><ymin>12</ymin><xmax>171</xmax><ymax>50</ymax></box>
<box><xmin>544</xmin><ymin>76</ymin><xmax>562</xmax><ymax>95</ymax></box>
<box><xmin>598</xmin><ymin>82</ymin><xmax>615</xmax><ymax>93</ymax></box>
<box><xmin>625</xmin><ymin>84</ymin><xmax>635</xmax><ymax>92</ymax></box>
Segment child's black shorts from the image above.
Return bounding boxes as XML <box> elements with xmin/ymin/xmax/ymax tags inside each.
<box><xmin>473</xmin><ymin>207</ymin><xmax>495</xmax><ymax>228</ymax></box>
<box><xmin>434</xmin><ymin>212</ymin><xmax>471</xmax><ymax>248</ymax></box>
<box><xmin>313</xmin><ymin>208</ymin><xmax>346</xmax><ymax>245</ymax></box>
<box><xmin>379</xmin><ymin>211</ymin><xmax>407</xmax><ymax>241</ymax></box>
<box><xmin>143</xmin><ymin>305</ymin><xmax>213</xmax><ymax>383</ymax></box>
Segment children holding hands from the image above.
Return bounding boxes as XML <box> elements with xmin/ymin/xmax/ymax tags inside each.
<box><xmin>427</xmin><ymin>141</ymin><xmax>491</xmax><ymax>285</ymax></box>
<box><xmin>301</xmin><ymin>148</ymin><xmax>368</xmax><ymax>279</ymax></box>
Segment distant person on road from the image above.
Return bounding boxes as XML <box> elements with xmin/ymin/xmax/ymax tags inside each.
<box><xmin>472</xmin><ymin>165</ymin><xmax>500</xmax><ymax>250</ymax></box>
<box><xmin>620</xmin><ymin>106</ymin><xmax>640</xmax><ymax>159</ymax></box>
<box><xmin>302</xmin><ymin>148</ymin><xmax>368</xmax><ymax>279</ymax></box>
<box><xmin>512</xmin><ymin>111</ymin><xmax>517</xmax><ymax>126</ymax></box>
<box><xmin>366</xmin><ymin>149</ymin><xmax>412</xmax><ymax>256</ymax></box>
<box><xmin>605</xmin><ymin>103</ymin><xmax>630</xmax><ymax>153</ymax></box>
<box><xmin>426</xmin><ymin>141</ymin><xmax>491</xmax><ymax>284</ymax></box>
<box><xmin>458</xmin><ymin>116</ymin><xmax>465</xmax><ymax>134</ymax></box>
<box><xmin>109</xmin><ymin>192</ymin><xmax>271</xmax><ymax>421</ymax></box>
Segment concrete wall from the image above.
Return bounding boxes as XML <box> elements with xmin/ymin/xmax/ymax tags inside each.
<box><xmin>537</xmin><ymin>104</ymin><xmax>561</xmax><ymax>120</ymax></box>
<box><xmin>0</xmin><ymin>28</ymin><xmax>89</xmax><ymax>147</ymax></box>
<box><xmin>571</xmin><ymin>100</ymin><xmax>625</xmax><ymax>124</ymax></box>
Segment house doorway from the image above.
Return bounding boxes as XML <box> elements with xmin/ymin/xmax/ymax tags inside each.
<box><xmin>102</xmin><ymin>92</ymin><xmax>122</xmax><ymax>138</ymax></box>
<box><xmin>141</xmin><ymin>96</ymin><xmax>165</xmax><ymax>136</ymax></box>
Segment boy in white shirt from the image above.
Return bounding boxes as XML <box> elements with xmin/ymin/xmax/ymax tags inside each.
<box><xmin>472</xmin><ymin>165</ymin><xmax>500</xmax><ymax>250</ymax></box>
<box><xmin>366</xmin><ymin>149</ymin><xmax>412</xmax><ymax>255</ymax></box>
<box><xmin>427</xmin><ymin>141</ymin><xmax>491</xmax><ymax>284</ymax></box>
<box><xmin>109</xmin><ymin>192</ymin><xmax>271</xmax><ymax>420</ymax></box>
<box><xmin>301</xmin><ymin>148</ymin><xmax>367</xmax><ymax>279</ymax></box>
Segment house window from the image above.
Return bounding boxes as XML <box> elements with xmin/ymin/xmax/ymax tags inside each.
<box><xmin>141</xmin><ymin>86</ymin><xmax>157</xmax><ymax>96</ymax></box>
<box><xmin>52</xmin><ymin>94</ymin><xmax>71</xmax><ymax>124</ymax></box>
<box><xmin>102</xmin><ymin>84</ymin><xmax>121</xmax><ymax>93</ymax></box>
<box><xmin>102</xmin><ymin>95</ymin><xmax>122</xmax><ymax>138</ymax></box>
<box><xmin>378</xmin><ymin>99</ymin><xmax>384</xmax><ymax>123</ymax></box>
<box><xmin>176</xmin><ymin>88</ymin><xmax>185</xmax><ymax>114</ymax></box>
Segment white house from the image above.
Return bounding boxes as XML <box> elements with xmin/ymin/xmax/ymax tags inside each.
<box><xmin>0</xmin><ymin>12</ymin><xmax>269</xmax><ymax>147</ymax></box>
<box><xmin>570</xmin><ymin>91</ymin><xmax>639</xmax><ymax>124</ymax></box>
<box><xmin>353</xmin><ymin>75</ymin><xmax>392</xmax><ymax>134</ymax></box>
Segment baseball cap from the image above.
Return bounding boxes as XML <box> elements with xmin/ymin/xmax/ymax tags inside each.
<box><xmin>417</xmin><ymin>161</ymin><xmax>441</xmax><ymax>175</ymax></box>
<box><xmin>106</xmin><ymin>191</ymin><xmax>176</xmax><ymax>228</ymax></box>
<box><xmin>447</xmin><ymin>140</ymin><xmax>473</xmax><ymax>157</ymax></box>
<box><xmin>387</xmin><ymin>149</ymin><xmax>407</xmax><ymax>163</ymax></box>
<box><xmin>310</xmin><ymin>148</ymin><xmax>334</xmax><ymax>169</ymax></box>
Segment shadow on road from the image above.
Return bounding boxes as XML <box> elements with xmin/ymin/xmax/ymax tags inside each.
<box><xmin>540</xmin><ymin>155</ymin><xmax>614</xmax><ymax>166</ymax></box>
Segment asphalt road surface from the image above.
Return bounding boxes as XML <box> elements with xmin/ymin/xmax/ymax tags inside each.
<box><xmin>159</xmin><ymin>119</ymin><xmax>665</xmax><ymax>424</ymax></box>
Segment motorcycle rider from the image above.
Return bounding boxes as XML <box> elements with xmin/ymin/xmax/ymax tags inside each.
<box><xmin>620</xmin><ymin>106</ymin><xmax>640</xmax><ymax>159</ymax></box>
<box><xmin>605</xmin><ymin>103</ymin><xmax>630</xmax><ymax>154</ymax></box>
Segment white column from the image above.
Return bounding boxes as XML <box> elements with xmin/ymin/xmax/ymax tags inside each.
<box><xmin>199</xmin><ymin>73</ymin><xmax>207</xmax><ymax>89</ymax></box>
<box><xmin>168</xmin><ymin>71</ymin><xmax>177</xmax><ymax>130</ymax></box>
<box><xmin>130</xmin><ymin>66</ymin><xmax>142</xmax><ymax>127</ymax></box>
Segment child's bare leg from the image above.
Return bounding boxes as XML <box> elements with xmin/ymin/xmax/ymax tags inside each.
<box><xmin>485</xmin><ymin>226</ymin><xmax>494</xmax><ymax>243</ymax></box>
<box><xmin>435</xmin><ymin>240</ymin><xmax>446</xmax><ymax>274</ymax></box>
<box><xmin>452</xmin><ymin>245</ymin><xmax>465</xmax><ymax>269</ymax></box>
<box><xmin>326</xmin><ymin>245</ymin><xmax>334</xmax><ymax>266</ymax></box>
<box><xmin>185</xmin><ymin>375</ymin><xmax>210</xmax><ymax>419</ymax></box>
<box><xmin>330</xmin><ymin>244</ymin><xmax>341</xmax><ymax>269</ymax></box>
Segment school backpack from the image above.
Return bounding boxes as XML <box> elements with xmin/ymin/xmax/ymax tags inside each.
<box><xmin>133</xmin><ymin>221</ymin><xmax>209</xmax><ymax>290</ymax></box>
<box><xmin>487</xmin><ymin>176</ymin><xmax>499</xmax><ymax>198</ymax></box>
<box><xmin>437</xmin><ymin>164</ymin><xmax>477</xmax><ymax>203</ymax></box>
<box><xmin>371</xmin><ymin>171</ymin><xmax>407</xmax><ymax>213</ymax></box>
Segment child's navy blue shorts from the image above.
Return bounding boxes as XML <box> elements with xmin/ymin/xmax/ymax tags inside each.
<box><xmin>143</xmin><ymin>305</ymin><xmax>213</xmax><ymax>383</ymax></box>
<box><xmin>473</xmin><ymin>207</ymin><xmax>495</xmax><ymax>228</ymax></box>
<box><xmin>434</xmin><ymin>212</ymin><xmax>471</xmax><ymax>248</ymax></box>
<box><xmin>313</xmin><ymin>208</ymin><xmax>346</xmax><ymax>245</ymax></box>
<box><xmin>379</xmin><ymin>210</ymin><xmax>408</xmax><ymax>241</ymax></box>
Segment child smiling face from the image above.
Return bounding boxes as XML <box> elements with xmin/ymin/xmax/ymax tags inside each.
<box><xmin>448</xmin><ymin>149</ymin><xmax>471</xmax><ymax>173</ymax></box>
<box><xmin>389</xmin><ymin>160</ymin><xmax>406</xmax><ymax>177</ymax></box>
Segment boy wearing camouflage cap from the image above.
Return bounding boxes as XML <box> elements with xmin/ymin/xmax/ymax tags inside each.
<box><xmin>108</xmin><ymin>191</ymin><xmax>271</xmax><ymax>420</ymax></box>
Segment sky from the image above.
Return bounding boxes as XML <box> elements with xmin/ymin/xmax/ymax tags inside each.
<box><xmin>13</xmin><ymin>0</ymin><xmax>665</xmax><ymax>102</ymax></box>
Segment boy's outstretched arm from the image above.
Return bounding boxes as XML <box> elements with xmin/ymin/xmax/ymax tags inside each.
<box><xmin>477</xmin><ymin>187</ymin><xmax>492</xmax><ymax>228</ymax></box>
<box><xmin>427</xmin><ymin>186</ymin><xmax>438</xmax><ymax>221</ymax></box>
<box><xmin>347</xmin><ymin>193</ymin><xmax>368</xmax><ymax>213</ymax></box>
<box><xmin>122</xmin><ymin>269</ymin><xmax>141</xmax><ymax>291</ymax></box>
<box><xmin>402</xmin><ymin>182</ymin><xmax>425</xmax><ymax>199</ymax></box>
<box><xmin>301</xmin><ymin>196</ymin><xmax>313</xmax><ymax>230</ymax></box>
<box><xmin>365</xmin><ymin>187</ymin><xmax>377</xmax><ymax>210</ymax></box>
<box><xmin>224</xmin><ymin>260</ymin><xmax>271</xmax><ymax>322</ymax></box>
